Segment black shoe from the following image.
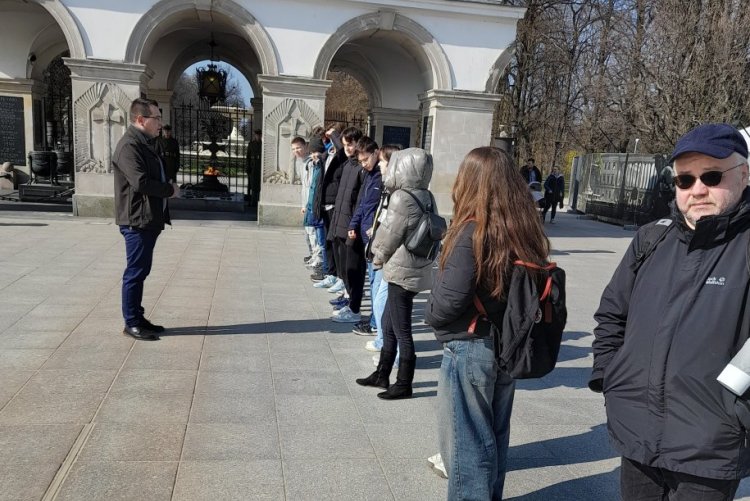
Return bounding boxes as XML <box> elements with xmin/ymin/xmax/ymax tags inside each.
<box><xmin>122</xmin><ymin>326</ymin><xmax>159</xmax><ymax>341</ymax></box>
<box><xmin>377</xmin><ymin>358</ymin><xmax>416</xmax><ymax>400</ymax></box>
<box><xmin>310</xmin><ymin>271</ymin><xmax>325</xmax><ymax>281</ymax></box>
<box><xmin>352</xmin><ymin>321</ymin><xmax>373</xmax><ymax>336</ymax></box>
<box><xmin>139</xmin><ymin>318</ymin><xmax>165</xmax><ymax>333</ymax></box>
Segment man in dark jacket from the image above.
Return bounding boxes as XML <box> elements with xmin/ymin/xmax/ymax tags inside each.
<box><xmin>113</xmin><ymin>98</ymin><xmax>179</xmax><ymax>341</ymax></box>
<box><xmin>312</xmin><ymin>126</ymin><xmax>346</xmax><ymax>283</ymax></box>
<box><xmin>519</xmin><ymin>158</ymin><xmax>541</xmax><ymax>184</ymax></box>
<box><xmin>591</xmin><ymin>123</ymin><xmax>750</xmax><ymax>499</ymax></box>
<box><xmin>328</xmin><ymin>126</ymin><xmax>364</xmax><ymax>322</ymax></box>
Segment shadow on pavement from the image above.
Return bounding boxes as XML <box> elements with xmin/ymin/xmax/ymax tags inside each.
<box><xmin>505</xmin><ymin>470</ymin><xmax>619</xmax><ymax>501</ymax></box>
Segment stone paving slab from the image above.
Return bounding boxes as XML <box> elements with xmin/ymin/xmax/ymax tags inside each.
<box><xmin>1</xmin><ymin>208</ymin><xmax>750</xmax><ymax>500</ymax></box>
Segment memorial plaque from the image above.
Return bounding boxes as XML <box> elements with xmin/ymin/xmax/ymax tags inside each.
<box><xmin>383</xmin><ymin>125</ymin><xmax>410</xmax><ymax>149</ymax></box>
<box><xmin>421</xmin><ymin>116</ymin><xmax>433</xmax><ymax>150</ymax></box>
<box><xmin>0</xmin><ymin>96</ymin><xmax>26</xmax><ymax>165</ymax></box>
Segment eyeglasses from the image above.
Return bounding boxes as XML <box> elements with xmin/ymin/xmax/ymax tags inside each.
<box><xmin>141</xmin><ymin>115</ymin><xmax>162</xmax><ymax>121</ymax></box>
<box><xmin>358</xmin><ymin>153</ymin><xmax>376</xmax><ymax>166</ymax></box>
<box><xmin>673</xmin><ymin>162</ymin><xmax>746</xmax><ymax>189</ymax></box>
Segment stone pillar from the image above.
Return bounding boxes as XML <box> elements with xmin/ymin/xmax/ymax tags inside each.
<box><xmin>419</xmin><ymin>89</ymin><xmax>501</xmax><ymax>217</ymax></box>
<box><xmin>369</xmin><ymin>107</ymin><xmax>420</xmax><ymax>149</ymax></box>
<box><xmin>147</xmin><ymin>89</ymin><xmax>174</xmax><ymax>125</ymax></box>
<box><xmin>63</xmin><ymin>58</ymin><xmax>153</xmax><ymax>217</ymax></box>
<box><xmin>0</xmin><ymin>79</ymin><xmax>42</xmax><ymax>174</ymax></box>
<box><xmin>256</xmin><ymin>75</ymin><xmax>330</xmax><ymax>226</ymax></box>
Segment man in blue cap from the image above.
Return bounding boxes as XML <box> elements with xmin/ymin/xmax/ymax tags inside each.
<box><xmin>590</xmin><ymin>123</ymin><xmax>750</xmax><ymax>499</ymax></box>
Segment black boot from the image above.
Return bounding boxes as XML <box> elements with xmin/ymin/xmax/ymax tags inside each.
<box><xmin>356</xmin><ymin>351</ymin><xmax>396</xmax><ymax>389</ymax></box>
<box><xmin>378</xmin><ymin>357</ymin><xmax>416</xmax><ymax>400</ymax></box>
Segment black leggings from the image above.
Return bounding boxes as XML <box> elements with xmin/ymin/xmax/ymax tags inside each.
<box><xmin>381</xmin><ymin>283</ymin><xmax>417</xmax><ymax>361</ymax></box>
<box><xmin>542</xmin><ymin>193</ymin><xmax>560</xmax><ymax>220</ymax></box>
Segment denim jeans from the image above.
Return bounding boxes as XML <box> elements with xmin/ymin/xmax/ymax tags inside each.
<box><xmin>315</xmin><ymin>225</ymin><xmax>327</xmax><ymax>268</ymax></box>
<box><xmin>367</xmin><ymin>262</ymin><xmax>381</xmax><ymax>329</ymax></box>
<box><xmin>120</xmin><ymin>226</ymin><xmax>160</xmax><ymax>327</ymax></box>
<box><xmin>438</xmin><ymin>338</ymin><xmax>516</xmax><ymax>501</ymax></box>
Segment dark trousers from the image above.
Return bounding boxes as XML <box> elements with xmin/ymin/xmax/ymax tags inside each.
<box><xmin>542</xmin><ymin>193</ymin><xmax>559</xmax><ymax>221</ymax></box>
<box><xmin>381</xmin><ymin>283</ymin><xmax>417</xmax><ymax>361</ymax></box>
<box><xmin>322</xmin><ymin>208</ymin><xmax>336</xmax><ymax>276</ymax></box>
<box><xmin>120</xmin><ymin>226</ymin><xmax>160</xmax><ymax>327</ymax></box>
<box><xmin>620</xmin><ymin>457</ymin><xmax>740</xmax><ymax>501</ymax></box>
<box><xmin>332</xmin><ymin>236</ymin><xmax>366</xmax><ymax>313</ymax></box>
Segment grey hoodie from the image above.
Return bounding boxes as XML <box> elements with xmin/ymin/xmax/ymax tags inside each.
<box><xmin>371</xmin><ymin>148</ymin><xmax>436</xmax><ymax>292</ymax></box>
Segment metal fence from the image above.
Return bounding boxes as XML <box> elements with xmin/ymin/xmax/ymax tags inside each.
<box><xmin>571</xmin><ymin>153</ymin><xmax>673</xmax><ymax>226</ymax></box>
<box><xmin>171</xmin><ymin>102</ymin><xmax>253</xmax><ymax>197</ymax></box>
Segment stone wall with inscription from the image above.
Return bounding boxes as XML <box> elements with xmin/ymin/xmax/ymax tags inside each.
<box><xmin>0</xmin><ymin>96</ymin><xmax>26</xmax><ymax>165</ymax></box>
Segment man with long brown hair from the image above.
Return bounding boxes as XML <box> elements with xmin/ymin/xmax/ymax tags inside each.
<box><xmin>427</xmin><ymin>147</ymin><xmax>550</xmax><ymax>500</ymax></box>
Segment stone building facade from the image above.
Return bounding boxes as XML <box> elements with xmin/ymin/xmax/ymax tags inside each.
<box><xmin>0</xmin><ymin>0</ymin><xmax>524</xmax><ymax>224</ymax></box>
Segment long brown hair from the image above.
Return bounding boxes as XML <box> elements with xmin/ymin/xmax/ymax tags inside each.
<box><xmin>439</xmin><ymin>147</ymin><xmax>550</xmax><ymax>299</ymax></box>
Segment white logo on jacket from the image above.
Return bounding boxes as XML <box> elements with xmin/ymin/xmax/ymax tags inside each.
<box><xmin>705</xmin><ymin>277</ymin><xmax>726</xmax><ymax>286</ymax></box>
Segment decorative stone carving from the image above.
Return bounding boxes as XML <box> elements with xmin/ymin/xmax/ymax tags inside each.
<box><xmin>263</xmin><ymin>98</ymin><xmax>321</xmax><ymax>184</ymax></box>
<box><xmin>74</xmin><ymin>82</ymin><xmax>131</xmax><ymax>173</ymax></box>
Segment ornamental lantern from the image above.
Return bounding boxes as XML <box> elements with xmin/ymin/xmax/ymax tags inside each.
<box><xmin>196</xmin><ymin>37</ymin><xmax>227</xmax><ymax>105</ymax></box>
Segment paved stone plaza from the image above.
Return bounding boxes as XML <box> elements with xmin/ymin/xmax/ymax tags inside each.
<box><xmin>1</xmin><ymin>208</ymin><xmax>749</xmax><ymax>500</ymax></box>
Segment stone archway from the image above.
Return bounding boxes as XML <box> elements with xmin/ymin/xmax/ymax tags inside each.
<box><xmin>124</xmin><ymin>0</ymin><xmax>279</xmax><ymax>77</ymax></box>
<box><xmin>313</xmin><ymin>11</ymin><xmax>453</xmax><ymax>91</ymax></box>
<box><xmin>485</xmin><ymin>42</ymin><xmax>515</xmax><ymax>94</ymax></box>
<box><xmin>29</xmin><ymin>0</ymin><xmax>86</xmax><ymax>59</ymax></box>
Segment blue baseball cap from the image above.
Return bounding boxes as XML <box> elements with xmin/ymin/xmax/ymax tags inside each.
<box><xmin>670</xmin><ymin>123</ymin><xmax>748</xmax><ymax>163</ymax></box>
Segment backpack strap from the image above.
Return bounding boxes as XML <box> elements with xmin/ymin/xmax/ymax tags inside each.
<box><xmin>630</xmin><ymin>218</ymin><xmax>675</xmax><ymax>273</ymax></box>
<box><xmin>468</xmin><ymin>295</ymin><xmax>488</xmax><ymax>335</ymax></box>
<box><xmin>401</xmin><ymin>188</ymin><xmax>433</xmax><ymax>213</ymax></box>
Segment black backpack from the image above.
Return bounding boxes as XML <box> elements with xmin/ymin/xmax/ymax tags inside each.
<box><xmin>401</xmin><ymin>189</ymin><xmax>447</xmax><ymax>261</ymax></box>
<box><xmin>473</xmin><ymin>261</ymin><xmax>567</xmax><ymax>379</ymax></box>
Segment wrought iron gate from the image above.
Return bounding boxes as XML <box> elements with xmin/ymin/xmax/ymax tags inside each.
<box><xmin>171</xmin><ymin>102</ymin><xmax>253</xmax><ymax>199</ymax></box>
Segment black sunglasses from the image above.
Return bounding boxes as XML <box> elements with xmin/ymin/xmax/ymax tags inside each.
<box><xmin>673</xmin><ymin>162</ymin><xmax>746</xmax><ymax>189</ymax></box>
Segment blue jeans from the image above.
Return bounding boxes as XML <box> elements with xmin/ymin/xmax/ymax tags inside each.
<box><xmin>120</xmin><ymin>226</ymin><xmax>160</xmax><ymax>327</ymax></box>
<box><xmin>438</xmin><ymin>338</ymin><xmax>516</xmax><ymax>501</ymax></box>
<box><xmin>367</xmin><ymin>262</ymin><xmax>381</xmax><ymax>329</ymax></box>
<box><xmin>316</xmin><ymin>225</ymin><xmax>327</xmax><ymax>270</ymax></box>
<box><xmin>371</xmin><ymin>272</ymin><xmax>388</xmax><ymax>345</ymax></box>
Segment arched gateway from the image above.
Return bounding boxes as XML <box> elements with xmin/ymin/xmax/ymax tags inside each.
<box><xmin>0</xmin><ymin>0</ymin><xmax>525</xmax><ymax>224</ymax></box>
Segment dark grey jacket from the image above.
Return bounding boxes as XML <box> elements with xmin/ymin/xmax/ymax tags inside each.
<box><xmin>592</xmin><ymin>191</ymin><xmax>750</xmax><ymax>480</ymax></box>
<box><xmin>113</xmin><ymin>126</ymin><xmax>174</xmax><ymax>230</ymax></box>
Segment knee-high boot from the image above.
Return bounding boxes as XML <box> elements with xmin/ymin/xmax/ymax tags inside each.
<box><xmin>356</xmin><ymin>350</ymin><xmax>396</xmax><ymax>389</ymax></box>
<box><xmin>377</xmin><ymin>357</ymin><xmax>416</xmax><ymax>400</ymax></box>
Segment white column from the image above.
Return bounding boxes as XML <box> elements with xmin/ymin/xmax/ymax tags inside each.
<box><xmin>419</xmin><ymin>89</ymin><xmax>501</xmax><ymax>217</ymax></box>
<box><xmin>256</xmin><ymin>75</ymin><xmax>331</xmax><ymax>226</ymax></box>
<box><xmin>64</xmin><ymin>58</ymin><xmax>153</xmax><ymax>217</ymax></box>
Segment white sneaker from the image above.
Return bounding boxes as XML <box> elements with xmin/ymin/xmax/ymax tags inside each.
<box><xmin>313</xmin><ymin>275</ymin><xmax>336</xmax><ymax>288</ymax></box>
<box><xmin>428</xmin><ymin>453</ymin><xmax>448</xmax><ymax>479</ymax></box>
<box><xmin>372</xmin><ymin>354</ymin><xmax>379</xmax><ymax>367</ymax></box>
<box><xmin>365</xmin><ymin>340</ymin><xmax>381</xmax><ymax>352</ymax></box>
<box><xmin>328</xmin><ymin>278</ymin><xmax>345</xmax><ymax>294</ymax></box>
<box><xmin>332</xmin><ymin>308</ymin><xmax>361</xmax><ymax>323</ymax></box>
